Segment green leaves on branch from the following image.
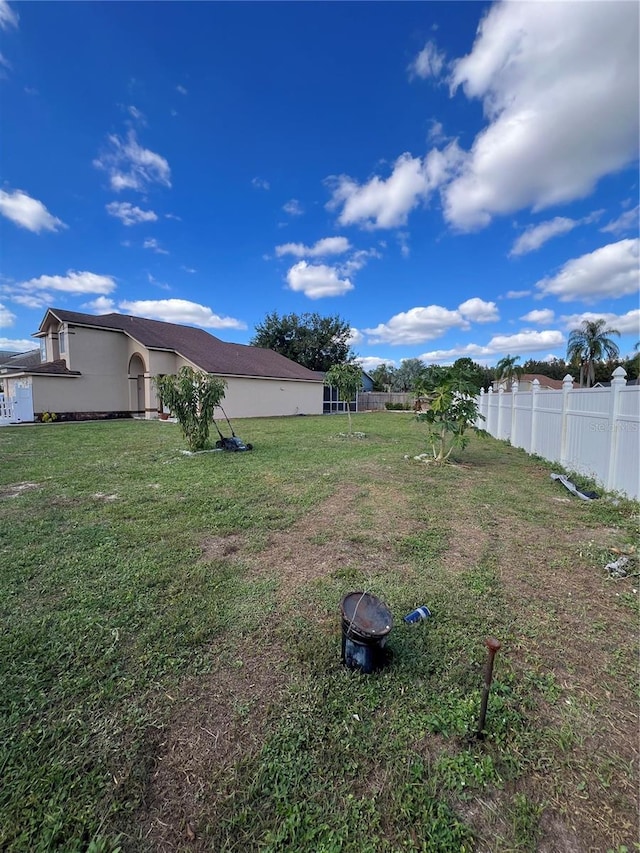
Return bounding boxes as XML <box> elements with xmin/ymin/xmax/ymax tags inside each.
<box><xmin>325</xmin><ymin>362</ymin><xmax>363</xmax><ymax>435</ymax></box>
<box><xmin>417</xmin><ymin>373</ymin><xmax>485</xmax><ymax>464</ymax></box>
<box><xmin>154</xmin><ymin>367</ymin><xmax>226</xmax><ymax>452</ymax></box>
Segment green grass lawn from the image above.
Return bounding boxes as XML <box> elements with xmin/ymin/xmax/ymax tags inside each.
<box><xmin>1</xmin><ymin>414</ymin><xmax>638</xmax><ymax>852</ymax></box>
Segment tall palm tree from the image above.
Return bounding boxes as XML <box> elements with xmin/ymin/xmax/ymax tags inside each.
<box><xmin>495</xmin><ymin>354</ymin><xmax>523</xmax><ymax>388</ymax></box>
<box><xmin>566</xmin><ymin>319</ymin><xmax>620</xmax><ymax>387</ymax></box>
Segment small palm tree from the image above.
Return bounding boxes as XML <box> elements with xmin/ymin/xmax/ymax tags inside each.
<box><xmin>495</xmin><ymin>354</ymin><xmax>523</xmax><ymax>388</ymax></box>
<box><xmin>566</xmin><ymin>319</ymin><xmax>620</xmax><ymax>388</ymax></box>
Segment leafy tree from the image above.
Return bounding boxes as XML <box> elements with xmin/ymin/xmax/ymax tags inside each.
<box><xmin>154</xmin><ymin>367</ymin><xmax>226</xmax><ymax>452</ymax></box>
<box><xmin>325</xmin><ymin>362</ymin><xmax>363</xmax><ymax>435</ymax></box>
<box><xmin>522</xmin><ymin>357</ymin><xmax>569</xmax><ymax>381</ymax></box>
<box><xmin>251</xmin><ymin>311</ymin><xmax>353</xmax><ymax>371</ymax></box>
<box><xmin>566</xmin><ymin>319</ymin><xmax>620</xmax><ymax>387</ymax></box>
<box><xmin>392</xmin><ymin>358</ymin><xmax>427</xmax><ymax>391</ymax></box>
<box><xmin>369</xmin><ymin>363</ymin><xmax>396</xmax><ymax>392</ymax></box>
<box><xmin>495</xmin><ymin>354</ymin><xmax>523</xmax><ymax>386</ymax></box>
<box><xmin>450</xmin><ymin>358</ymin><xmax>486</xmax><ymax>393</ymax></box>
<box><xmin>417</xmin><ymin>371</ymin><xmax>485</xmax><ymax>463</ymax></box>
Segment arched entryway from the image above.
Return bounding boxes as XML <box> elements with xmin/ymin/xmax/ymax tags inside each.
<box><xmin>128</xmin><ymin>354</ymin><xmax>147</xmax><ymax>415</ymax></box>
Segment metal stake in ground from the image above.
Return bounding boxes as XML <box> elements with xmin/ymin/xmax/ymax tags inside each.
<box><xmin>476</xmin><ymin>637</ymin><xmax>501</xmax><ymax>740</ymax></box>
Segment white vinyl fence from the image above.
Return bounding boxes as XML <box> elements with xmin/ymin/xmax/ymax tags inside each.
<box><xmin>0</xmin><ymin>392</ymin><xmax>12</xmax><ymax>425</ymax></box>
<box><xmin>476</xmin><ymin>368</ymin><xmax>640</xmax><ymax>501</ymax></box>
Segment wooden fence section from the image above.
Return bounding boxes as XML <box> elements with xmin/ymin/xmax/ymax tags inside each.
<box><xmin>476</xmin><ymin>367</ymin><xmax>640</xmax><ymax>500</ymax></box>
<box><xmin>357</xmin><ymin>392</ymin><xmax>413</xmax><ymax>411</ymax></box>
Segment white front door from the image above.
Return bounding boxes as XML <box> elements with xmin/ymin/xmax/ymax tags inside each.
<box><xmin>11</xmin><ymin>380</ymin><xmax>34</xmax><ymax>423</ymax></box>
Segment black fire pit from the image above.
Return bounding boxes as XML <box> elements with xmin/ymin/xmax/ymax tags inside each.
<box><xmin>340</xmin><ymin>591</ymin><xmax>393</xmax><ymax>674</ymax></box>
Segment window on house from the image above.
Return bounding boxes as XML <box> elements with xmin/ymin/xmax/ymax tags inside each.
<box><xmin>58</xmin><ymin>330</ymin><xmax>66</xmax><ymax>354</ymax></box>
<box><xmin>40</xmin><ymin>340</ymin><xmax>47</xmax><ymax>362</ymax></box>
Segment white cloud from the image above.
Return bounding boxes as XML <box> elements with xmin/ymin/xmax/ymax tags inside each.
<box><xmin>505</xmin><ymin>290</ymin><xmax>531</xmax><ymax>299</ymax></box>
<box><xmin>8</xmin><ymin>292</ymin><xmax>52</xmax><ymax>309</ymax></box>
<box><xmin>283</xmin><ymin>199</ymin><xmax>303</xmax><ymax>216</ymax></box>
<box><xmin>106</xmin><ymin>201</ymin><xmax>158</xmax><ymax>226</ymax></box>
<box><xmin>126</xmin><ymin>105</ymin><xmax>145</xmax><ymax>123</ymax></box>
<box><xmin>285</xmin><ymin>261</ymin><xmax>353</xmax><ymax>299</ymax></box>
<box><xmin>326</xmin><ymin>154</ymin><xmax>429</xmax><ymax>230</ymax></box>
<box><xmin>365</xmin><ymin>297</ymin><xmax>498</xmax><ymax>345</ymax></box>
<box><xmin>118</xmin><ymin>298</ymin><xmax>246</xmax><ymax>330</ymax></box>
<box><xmin>357</xmin><ymin>356</ymin><xmax>397</xmax><ymax>373</ymax></box>
<box><xmin>520</xmin><ymin>309</ymin><xmax>555</xmax><ymax>325</ymax></box>
<box><xmin>408</xmin><ymin>40</ymin><xmax>445</xmax><ymax>80</ymax></box>
<box><xmin>147</xmin><ymin>273</ymin><xmax>170</xmax><ymax>291</ymax></box>
<box><xmin>427</xmin><ymin>120</ymin><xmax>445</xmax><ymax>144</ymax></box>
<box><xmin>441</xmin><ymin>1</ymin><xmax>639</xmax><ymax>230</ymax></box>
<box><xmin>143</xmin><ymin>238</ymin><xmax>169</xmax><ymax>255</ymax></box>
<box><xmin>252</xmin><ymin>177</ymin><xmax>270</xmax><ymax>190</ymax></box>
<box><xmin>0</xmin><ymin>52</ymin><xmax>11</xmax><ymax>71</ymax></box>
<box><xmin>396</xmin><ymin>232</ymin><xmax>410</xmax><ymax>258</ymax></box>
<box><xmin>365</xmin><ymin>305</ymin><xmax>469</xmax><ymax>345</ymax></box>
<box><xmin>536</xmin><ymin>239</ymin><xmax>639</xmax><ymax>303</ymax></box>
<box><xmin>165</xmin><ymin>213</ymin><xmax>181</xmax><ymax>221</ymax></box>
<box><xmin>510</xmin><ymin>212</ymin><xmax>603</xmax><ymax>256</ymax></box>
<box><xmin>326</xmin><ymin>143</ymin><xmax>463</xmax><ymax>230</ymax></box>
<box><xmin>12</xmin><ymin>270</ymin><xmax>116</xmax><ymax>296</ymax></box>
<box><xmin>419</xmin><ymin>329</ymin><xmax>565</xmax><ymax>362</ymax></box>
<box><xmin>0</xmin><ymin>1</ymin><xmax>18</xmax><ymax>30</ymax></box>
<box><xmin>510</xmin><ymin>217</ymin><xmax>578</xmax><ymax>257</ymax></box>
<box><xmin>486</xmin><ymin>330</ymin><xmax>566</xmax><ymax>354</ymax></box>
<box><xmin>176</xmin><ymin>85</ymin><xmax>188</xmax><ymax>95</ymax></box>
<box><xmin>339</xmin><ymin>248</ymin><xmax>382</xmax><ymax>278</ymax></box>
<box><xmin>0</xmin><ymin>338</ymin><xmax>36</xmax><ymax>352</ymax></box>
<box><xmin>275</xmin><ymin>236</ymin><xmax>351</xmax><ymax>258</ymax></box>
<box><xmin>83</xmin><ymin>297</ymin><xmax>116</xmax><ymax>314</ymax></box>
<box><xmin>0</xmin><ymin>189</ymin><xmax>66</xmax><ymax>233</ymax></box>
<box><xmin>560</xmin><ymin>309</ymin><xmax>640</xmax><ymax>337</ymax></box>
<box><xmin>94</xmin><ymin>130</ymin><xmax>171</xmax><ymax>193</ymax></box>
<box><xmin>0</xmin><ymin>301</ymin><xmax>16</xmax><ymax>327</ymax></box>
<box><xmin>348</xmin><ymin>327</ymin><xmax>364</xmax><ymax>346</ymax></box>
<box><xmin>601</xmin><ymin>205</ymin><xmax>639</xmax><ymax>236</ymax></box>
<box><xmin>458</xmin><ymin>297</ymin><xmax>499</xmax><ymax>323</ymax></box>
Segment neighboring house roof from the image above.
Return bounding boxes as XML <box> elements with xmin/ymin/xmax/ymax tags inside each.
<box><xmin>1</xmin><ymin>357</ymin><xmax>81</xmax><ymax>377</ymax></box>
<box><xmin>38</xmin><ymin>309</ymin><xmax>322</xmax><ymax>382</ymax></box>
<box><xmin>0</xmin><ymin>349</ymin><xmax>41</xmax><ymax>370</ymax></box>
<box><xmin>520</xmin><ymin>373</ymin><xmax>577</xmax><ymax>389</ymax></box>
<box><xmin>493</xmin><ymin>373</ymin><xmax>577</xmax><ymax>390</ymax></box>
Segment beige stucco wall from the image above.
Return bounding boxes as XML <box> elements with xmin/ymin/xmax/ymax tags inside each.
<box><xmin>30</xmin><ymin>325</ymin><xmax>149</xmax><ymax>413</ymax></box>
<box><xmin>219</xmin><ymin>376</ymin><xmax>323</xmax><ymax>418</ymax></box>
<box><xmin>31</xmin><ymin>375</ymin><xmax>85</xmax><ymax>413</ymax></box>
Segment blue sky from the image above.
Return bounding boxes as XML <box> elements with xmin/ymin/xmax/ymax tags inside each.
<box><xmin>1</xmin><ymin>0</ymin><xmax>638</xmax><ymax>371</ymax></box>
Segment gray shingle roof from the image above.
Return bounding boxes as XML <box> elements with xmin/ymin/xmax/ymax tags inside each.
<box><xmin>41</xmin><ymin>309</ymin><xmax>321</xmax><ymax>382</ymax></box>
<box><xmin>0</xmin><ymin>349</ymin><xmax>41</xmax><ymax>369</ymax></box>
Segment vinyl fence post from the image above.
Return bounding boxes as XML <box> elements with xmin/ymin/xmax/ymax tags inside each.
<box><xmin>529</xmin><ymin>378</ymin><xmax>540</xmax><ymax>455</ymax></box>
<box><xmin>606</xmin><ymin>366</ymin><xmax>627</xmax><ymax>492</ymax></box>
<box><xmin>510</xmin><ymin>379</ymin><xmax>518</xmax><ymax>446</ymax></box>
<box><xmin>559</xmin><ymin>374</ymin><xmax>574</xmax><ymax>468</ymax></box>
<box><xmin>487</xmin><ymin>386</ymin><xmax>495</xmax><ymax>436</ymax></box>
<box><xmin>497</xmin><ymin>384</ymin><xmax>505</xmax><ymax>439</ymax></box>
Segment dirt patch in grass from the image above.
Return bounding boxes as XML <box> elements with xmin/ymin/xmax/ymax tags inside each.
<box><xmin>0</xmin><ymin>481</ymin><xmax>40</xmax><ymax>499</ymax></box>
<box><xmin>197</xmin><ymin>483</ymin><xmax>417</xmax><ymax>601</ymax></box>
<box><xmin>136</xmin><ymin>636</ymin><xmax>288</xmax><ymax>852</ymax></box>
<box><xmin>200</xmin><ymin>533</ymin><xmax>245</xmax><ymax>561</ymax></box>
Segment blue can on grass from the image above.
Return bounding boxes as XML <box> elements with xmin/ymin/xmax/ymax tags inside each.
<box><xmin>403</xmin><ymin>605</ymin><xmax>432</xmax><ymax>624</ymax></box>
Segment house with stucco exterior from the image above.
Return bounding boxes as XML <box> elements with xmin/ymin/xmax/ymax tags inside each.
<box><xmin>0</xmin><ymin>308</ymin><xmax>324</xmax><ymax>423</ymax></box>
